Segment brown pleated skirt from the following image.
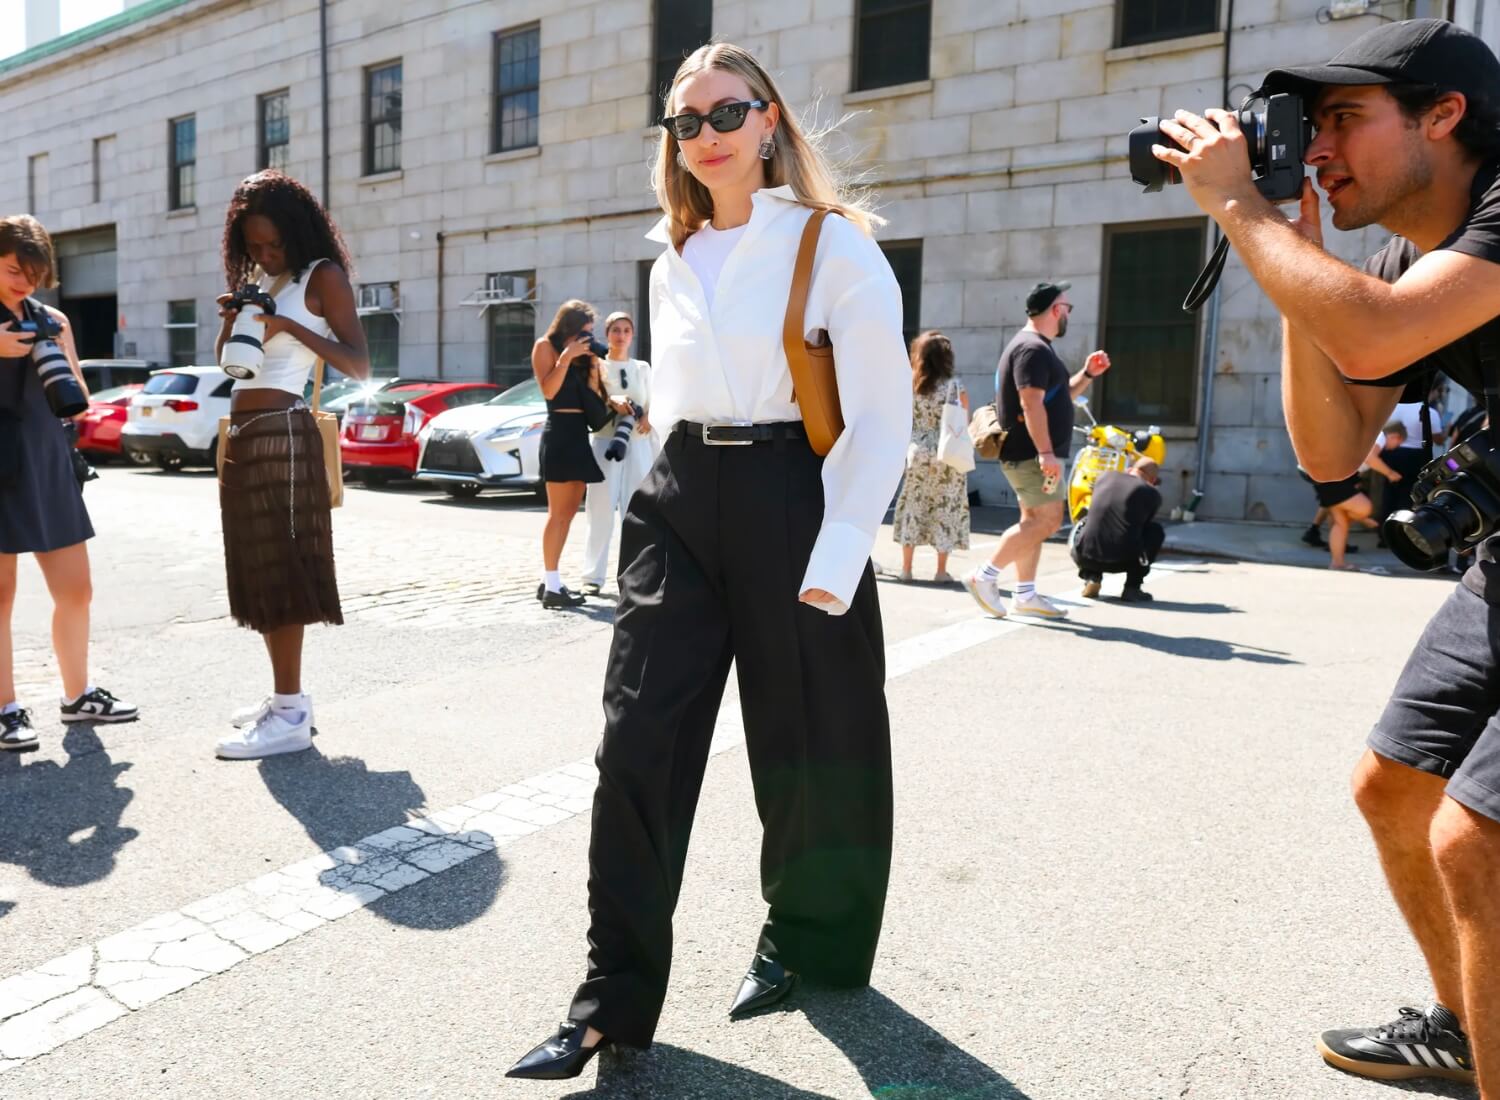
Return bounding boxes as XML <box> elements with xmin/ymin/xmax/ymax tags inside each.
<box><xmin>219</xmin><ymin>406</ymin><xmax>343</xmax><ymax>633</ymax></box>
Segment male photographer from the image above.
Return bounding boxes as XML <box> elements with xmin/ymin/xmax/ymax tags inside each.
<box><xmin>1151</xmin><ymin>18</ymin><xmax>1500</xmax><ymax>1092</ymax></box>
<box><xmin>964</xmin><ymin>281</ymin><xmax>1111</xmax><ymax>620</ymax></box>
<box><xmin>1071</xmin><ymin>457</ymin><xmax>1163</xmax><ymax>601</ymax></box>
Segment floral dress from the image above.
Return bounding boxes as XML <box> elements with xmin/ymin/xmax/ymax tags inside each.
<box><xmin>892</xmin><ymin>379</ymin><xmax>971</xmax><ymax>552</ymax></box>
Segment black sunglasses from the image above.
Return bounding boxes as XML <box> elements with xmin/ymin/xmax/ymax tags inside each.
<box><xmin>660</xmin><ymin>100</ymin><xmax>767</xmax><ymax>142</ymax></box>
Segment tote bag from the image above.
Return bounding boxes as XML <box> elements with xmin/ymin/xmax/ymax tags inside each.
<box><xmin>936</xmin><ymin>380</ymin><xmax>975</xmax><ymax>473</ymax></box>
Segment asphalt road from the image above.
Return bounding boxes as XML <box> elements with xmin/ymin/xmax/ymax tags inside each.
<box><xmin>0</xmin><ymin>465</ymin><xmax>1473</xmax><ymax>1099</ymax></box>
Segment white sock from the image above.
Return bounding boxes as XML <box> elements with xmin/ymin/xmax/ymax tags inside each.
<box><xmin>979</xmin><ymin>563</ymin><xmax>1001</xmax><ymax>583</ymax></box>
<box><xmin>1016</xmin><ymin>581</ymin><xmax>1036</xmax><ymax>601</ymax></box>
<box><xmin>544</xmin><ymin>570</ymin><xmax>563</xmax><ymax>594</ymax></box>
<box><xmin>272</xmin><ymin>692</ymin><xmax>305</xmax><ymax>721</ymax></box>
<box><xmin>63</xmin><ymin>684</ymin><xmax>95</xmax><ymax>706</ymax></box>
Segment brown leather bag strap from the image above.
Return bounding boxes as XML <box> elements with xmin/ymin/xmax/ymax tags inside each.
<box><xmin>783</xmin><ymin>208</ymin><xmax>829</xmax><ymax>394</ymax></box>
<box><xmin>310</xmin><ymin>358</ymin><xmax>327</xmax><ymax>413</ymax></box>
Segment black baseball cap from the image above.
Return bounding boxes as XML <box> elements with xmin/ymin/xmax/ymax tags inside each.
<box><xmin>1263</xmin><ymin>19</ymin><xmax>1500</xmax><ymax>111</ymax></box>
<box><xmin>1025</xmin><ymin>281</ymin><xmax>1071</xmax><ymax>316</ymax></box>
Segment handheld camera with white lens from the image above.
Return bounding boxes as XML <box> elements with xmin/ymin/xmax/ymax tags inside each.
<box><xmin>220</xmin><ymin>286</ymin><xmax>280</xmax><ymax>381</ymax></box>
<box><xmin>19</xmin><ymin>307</ymin><xmax>87</xmax><ymax>418</ymax></box>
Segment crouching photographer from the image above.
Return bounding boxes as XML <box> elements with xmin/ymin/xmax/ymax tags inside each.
<box><xmin>0</xmin><ymin>215</ymin><xmax>138</xmax><ymax>752</ymax></box>
<box><xmin>1145</xmin><ymin>18</ymin><xmax>1500</xmax><ymax>1092</ymax></box>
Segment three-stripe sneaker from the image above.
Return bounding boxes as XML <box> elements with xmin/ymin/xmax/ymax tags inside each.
<box><xmin>1318</xmin><ymin>1003</ymin><xmax>1475</xmax><ymax>1085</ymax></box>
<box><xmin>60</xmin><ymin>687</ymin><xmax>139</xmax><ymax>724</ymax></box>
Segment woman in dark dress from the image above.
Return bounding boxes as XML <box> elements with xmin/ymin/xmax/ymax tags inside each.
<box><xmin>531</xmin><ymin>300</ymin><xmax>621</xmax><ymax>610</ymax></box>
<box><xmin>0</xmin><ymin>215</ymin><xmax>137</xmax><ymax>752</ymax></box>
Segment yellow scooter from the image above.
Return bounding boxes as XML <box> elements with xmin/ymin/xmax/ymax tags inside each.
<box><xmin>1067</xmin><ymin>396</ymin><xmax>1166</xmax><ymax>525</ymax></box>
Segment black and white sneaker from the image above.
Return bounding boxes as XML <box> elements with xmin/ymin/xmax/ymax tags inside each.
<box><xmin>1</xmin><ymin>708</ymin><xmax>38</xmax><ymax>751</ymax></box>
<box><xmin>60</xmin><ymin>687</ymin><xmax>139</xmax><ymax>724</ymax></box>
<box><xmin>1319</xmin><ymin>1004</ymin><xmax>1475</xmax><ymax>1085</ymax></box>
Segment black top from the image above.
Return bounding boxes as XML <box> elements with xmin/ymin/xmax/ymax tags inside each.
<box><xmin>1077</xmin><ymin>471</ymin><xmax>1162</xmax><ymax>563</ymax></box>
<box><xmin>1356</xmin><ymin>156</ymin><xmax>1500</xmax><ymax>601</ymax></box>
<box><xmin>997</xmin><ymin>330</ymin><xmax>1073</xmax><ymax>461</ymax></box>
<box><xmin>546</xmin><ymin>359</ymin><xmax>596</xmax><ymax>413</ymax></box>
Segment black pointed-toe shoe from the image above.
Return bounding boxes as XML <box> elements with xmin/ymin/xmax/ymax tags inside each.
<box><xmin>506</xmin><ymin>1021</ymin><xmax>612</xmax><ymax>1080</ymax></box>
<box><xmin>729</xmin><ymin>952</ymin><xmax>799</xmax><ymax>1018</ymax></box>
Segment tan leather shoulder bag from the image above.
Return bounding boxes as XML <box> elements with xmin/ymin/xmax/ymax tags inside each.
<box><xmin>782</xmin><ymin>209</ymin><xmax>844</xmax><ymax>456</ymax></box>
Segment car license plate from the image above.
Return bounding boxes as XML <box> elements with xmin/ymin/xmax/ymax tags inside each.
<box><xmin>139</xmin><ymin>406</ymin><xmax>153</xmax><ymax>417</ymax></box>
<box><xmin>358</xmin><ymin>425</ymin><xmax>385</xmax><ymax>441</ymax></box>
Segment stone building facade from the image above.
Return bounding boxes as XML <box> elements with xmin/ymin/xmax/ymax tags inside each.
<box><xmin>1</xmin><ymin>0</ymin><xmax>1487</xmax><ymax>517</ymax></box>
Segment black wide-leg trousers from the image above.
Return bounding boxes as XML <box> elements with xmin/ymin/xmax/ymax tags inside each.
<box><xmin>568</xmin><ymin>427</ymin><xmax>893</xmax><ymax>1048</ymax></box>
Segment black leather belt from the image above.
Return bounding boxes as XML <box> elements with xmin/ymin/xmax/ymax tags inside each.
<box><xmin>677</xmin><ymin>420</ymin><xmax>808</xmax><ymax>446</ymax></box>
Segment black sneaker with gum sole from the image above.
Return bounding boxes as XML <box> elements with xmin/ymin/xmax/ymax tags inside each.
<box><xmin>1318</xmin><ymin>1004</ymin><xmax>1475</xmax><ymax>1085</ymax></box>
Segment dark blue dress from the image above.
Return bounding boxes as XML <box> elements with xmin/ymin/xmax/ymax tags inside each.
<box><xmin>0</xmin><ymin>302</ymin><xmax>93</xmax><ymax>554</ymax></box>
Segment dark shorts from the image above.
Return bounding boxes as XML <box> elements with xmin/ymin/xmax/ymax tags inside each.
<box><xmin>1369</xmin><ymin>582</ymin><xmax>1500</xmax><ymax>823</ymax></box>
<box><xmin>1313</xmin><ymin>474</ymin><xmax>1363</xmax><ymax>509</ymax></box>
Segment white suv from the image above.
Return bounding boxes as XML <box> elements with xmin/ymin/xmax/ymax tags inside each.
<box><xmin>121</xmin><ymin>366</ymin><xmax>235</xmax><ymax>471</ymax></box>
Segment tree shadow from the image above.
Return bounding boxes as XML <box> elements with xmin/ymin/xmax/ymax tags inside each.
<box><xmin>257</xmin><ymin>747</ymin><xmax>501</xmax><ymax>931</ymax></box>
<box><xmin>0</xmin><ymin>725</ymin><xmax>139</xmax><ymax>908</ymax></box>
<box><xmin>1054</xmin><ymin>621</ymin><xmax>1299</xmax><ymax>664</ymax></box>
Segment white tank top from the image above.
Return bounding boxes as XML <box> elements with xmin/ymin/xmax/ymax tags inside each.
<box><xmin>233</xmin><ymin>258</ymin><xmax>334</xmax><ymax>396</ymax></box>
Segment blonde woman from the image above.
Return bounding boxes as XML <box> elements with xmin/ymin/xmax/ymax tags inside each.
<box><xmin>508</xmin><ymin>43</ymin><xmax>911</xmax><ymax>1080</ymax></box>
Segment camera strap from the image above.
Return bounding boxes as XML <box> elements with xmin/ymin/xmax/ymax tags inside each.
<box><xmin>1183</xmin><ymin>233</ymin><xmax>1231</xmax><ymax>313</ymax></box>
<box><xmin>1478</xmin><ymin>319</ymin><xmax>1500</xmax><ymax>447</ymax></box>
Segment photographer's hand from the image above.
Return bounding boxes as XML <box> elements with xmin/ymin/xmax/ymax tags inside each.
<box><xmin>1152</xmin><ymin>109</ymin><xmax>1263</xmax><ymax>213</ymax></box>
<box><xmin>0</xmin><ymin>322</ymin><xmax>34</xmax><ymax>358</ymax></box>
<box><xmin>1290</xmin><ymin>179</ymin><xmax>1324</xmax><ymax>247</ymax></box>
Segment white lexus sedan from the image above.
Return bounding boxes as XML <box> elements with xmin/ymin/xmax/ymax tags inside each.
<box><xmin>414</xmin><ymin>377</ymin><xmax>548</xmax><ymax>499</ymax></box>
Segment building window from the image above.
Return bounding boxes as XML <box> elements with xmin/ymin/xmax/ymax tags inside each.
<box><xmin>357</xmin><ymin>282</ymin><xmax>401</xmax><ymax>375</ymax></box>
<box><xmin>259</xmin><ymin>90</ymin><xmax>290</xmax><ymax>172</ymax></box>
<box><xmin>1099</xmin><ymin>221</ymin><xmax>1206</xmax><ymax>426</ymax></box>
<box><xmin>879</xmin><ymin>239</ymin><xmax>923</xmax><ymax>353</ymax></box>
<box><xmin>169</xmin><ymin>115</ymin><xmax>195</xmax><ymax>209</ymax></box>
<box><xmin>652</xmin><ymin>0</ymin><xmax>713</xmax><ymax>121</ymax></box>
<box><xmin>486</xmin><ymin>271</ymin><xmax>536</xmax><ymax>387</ymax></box>
<box><xmin>27</xmin><ymin>153</ymin><xmax>46</xmax><ymax>214</ymax></box>
<box><xmin>494</xmin><ymin>26</ymin><xmax>540</xmax><ymax>153</ymax></box>
<box><xmin>636</xmin><ymin>260</ymin><xmax>655</xmax><ymax>364</ymax></box>
<box><xmin>166</xmin><ymin>300</ymin><xmax>197</xmax><ymax>367</ymax></box>
<box><xmin>92</xmin><ymin>136</ymin><xmax>114</xmax><ymax>204</ymax></box>
<box><xmin>364</xmin><ymin>62</ymin><xmax>403</xmax><ymax>176</ymax></box>
<box><xmin>854</xmin><ymin>0</ymin><xmax>931</xmax><ymax>91</ymax></box>
<box><xmin>1116</xmin><ymin>0</ymin><xmax>1217</xmax><ymax>49</ymax></box>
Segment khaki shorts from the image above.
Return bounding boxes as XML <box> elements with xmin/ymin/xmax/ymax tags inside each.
<box><xmin>1002</xmin><ymin>459</ymin><xmax>1066</xmax><ymax>510</ymax></box>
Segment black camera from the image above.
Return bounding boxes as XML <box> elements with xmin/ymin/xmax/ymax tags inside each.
<box><xmin>584</xmin><ymin>336</ymin><xmax>609</xmax><ymax>360</ymax></box>
<box><xmin>1384</xmin><ymin>430</ymin><xmax>1500</xmax><ymax>570</ymax></box>
<box><xmin>1128</xmin><ymin>92</ymin><xmax>1311</xmax><ymax>204</ymax></box>
<box><xmin>19</xmin><ymin>307</ymin><xmax>87</xmax><ymax>418</ymax></box>
<box><xmin>221</xmin><ymin>285</ymin><xmax>281</xmax><ymax>380</ymax></box>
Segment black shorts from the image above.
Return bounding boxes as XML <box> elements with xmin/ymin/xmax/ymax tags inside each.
<box><xmin>1314</xmin><ymin>474</ymin><xmax>1363</xmax><ymax>509</ymax></box>
<box><xmin>1369</xmin><ymin>583</ymin><xmax>1500</xmax><ymax>823</ymax></box>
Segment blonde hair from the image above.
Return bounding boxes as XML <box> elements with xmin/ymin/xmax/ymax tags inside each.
<box><xmin>652</xmin><ymin>43</ymin><xmax>880</xmax><ymax>250</ymax></box>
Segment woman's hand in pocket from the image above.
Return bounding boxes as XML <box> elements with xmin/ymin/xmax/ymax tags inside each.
<box><xmin>799</xmin><ymin>588</ymin><xmax>838</xmax><ymax>607</ymax></box>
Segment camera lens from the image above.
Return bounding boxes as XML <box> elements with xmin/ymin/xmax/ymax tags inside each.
<box><xmin>1128</xmin><ymin>118</ymin><xmax>1174</xmax><ymax>192</ymax></box>
<box><xmin>1384</xmin><ymin>497</ymin><xmax>1474</xmax><ymax>571</ymax></box>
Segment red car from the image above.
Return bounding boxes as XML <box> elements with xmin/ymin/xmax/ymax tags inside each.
<box><xmin>76</xmin><ymin>383</ymin><xmax>143</xmax><ymax>460</ymax></box>
<box><xmin>340</xmin><ymin>380</ymin><xmax>500</xmax><ymax>482</ymax></box>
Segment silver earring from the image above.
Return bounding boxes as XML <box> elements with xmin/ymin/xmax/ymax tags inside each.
<box><xmin>676</xmin><ymin>151</ymin><xmax>688</xmax><ymax>170</ymax></box>
<box><xmin>758</xmin><ymin>135</ymin><xmax>775</xmax><ymax>160</ymax></box>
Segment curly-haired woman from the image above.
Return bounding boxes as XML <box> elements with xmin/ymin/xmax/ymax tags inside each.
<box><xmin>212</xmin><ymin>171</ymin><xmax>369</xmax><ymax>760</ymax></box>
<box><xmin>0</xmin><ymin>215</ymin><xmax>137</xmax><ymax>751</ymax></box>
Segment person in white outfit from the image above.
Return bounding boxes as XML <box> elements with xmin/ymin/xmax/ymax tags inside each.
<box><xmin>580</xmin><ymin>311</ymin><xmax>657</xmax><ymax>594</ymax></box>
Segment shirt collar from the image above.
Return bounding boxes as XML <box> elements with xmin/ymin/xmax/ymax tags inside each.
<box><xmin>644</xmin><ymin>185</ymin><xmax>803</xmax><ymax>244</ymax></box>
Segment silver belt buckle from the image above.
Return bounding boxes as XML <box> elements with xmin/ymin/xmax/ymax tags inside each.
<box><xmin>702</xmin><ymin>420</ymin><xmax>755</xmax><ymax>446</ymax></box>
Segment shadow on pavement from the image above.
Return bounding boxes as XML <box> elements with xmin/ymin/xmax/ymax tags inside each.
<box><xmin>0</xmin><ymin>725</ymin><xmax>139</xmax><ymax>909</ymax></box>
<box><xmin>562</xmin><ymin>987</ymin><xmax>1030</xmax><ymax>1099</ymax></box>
<box><xmin>1054</xmin><ymin>622</ymin><xmax>1299</xmax><ymax>664</ymax></box>
<box><xmin>804</xmin><ymin>986</ymin><xmax>1033</xmax><ymax>1099</ymax></box>
<box><xmin>258</xmin><ymin>747</ymin><xmax>501</xmax><ymax>931</ymax></box>
<box><xmin>566</xmin><ymin>1044</ymin><xmax>836</xmax><ymax>1099</ymax></box>
<box><xmin>1097</xmin><ymin>599</ymin><xmax>1242</xmax><ymax>615</ymax></box>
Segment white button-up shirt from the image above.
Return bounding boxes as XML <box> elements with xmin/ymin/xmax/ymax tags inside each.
<box><xmin>645</xmin><ymin>185</ymin><xmax>913</xmax><ymax>614</ymax></box>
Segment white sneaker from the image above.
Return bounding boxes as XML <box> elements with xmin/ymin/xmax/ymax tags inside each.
<box><xmin>216</xmin><ymin>709</ymin><xmax>313</xmax><ymax>760</ymax></box>
<box><xmin>231</xmin><ymin>694</ymin><xmax>313</xmax><ymax>729</ymax></box>
<box><xmin>1010</xmin><ymin>592</ymin><xmax>1069</xmax><ymax>620</ymax></box>
<box><xmin>963</xmin><ymin>570</ymin><xmax>1007</xmax><ymax>618</ymax></box>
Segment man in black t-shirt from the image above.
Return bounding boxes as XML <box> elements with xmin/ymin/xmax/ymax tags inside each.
<box><xmin>963</xmin><ymin>281</ymin><xmax>1111</xmax><ymax>621</ymax></box>
<box><xmin>1071</xmin><ymin>459</ymin><xmax>1164</xmax><ymax>601</ymax></box>
<box><xmin>1155</xmin><ymin>19</ymin><xmax>1500</xmax><ymax>1089</ymax></box>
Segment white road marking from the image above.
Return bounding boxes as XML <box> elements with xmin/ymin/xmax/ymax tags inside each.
<box><xmin>0</xmin><ymin>563</ymin><xmax>1199</xmax><ymax>1071</ymax></box>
